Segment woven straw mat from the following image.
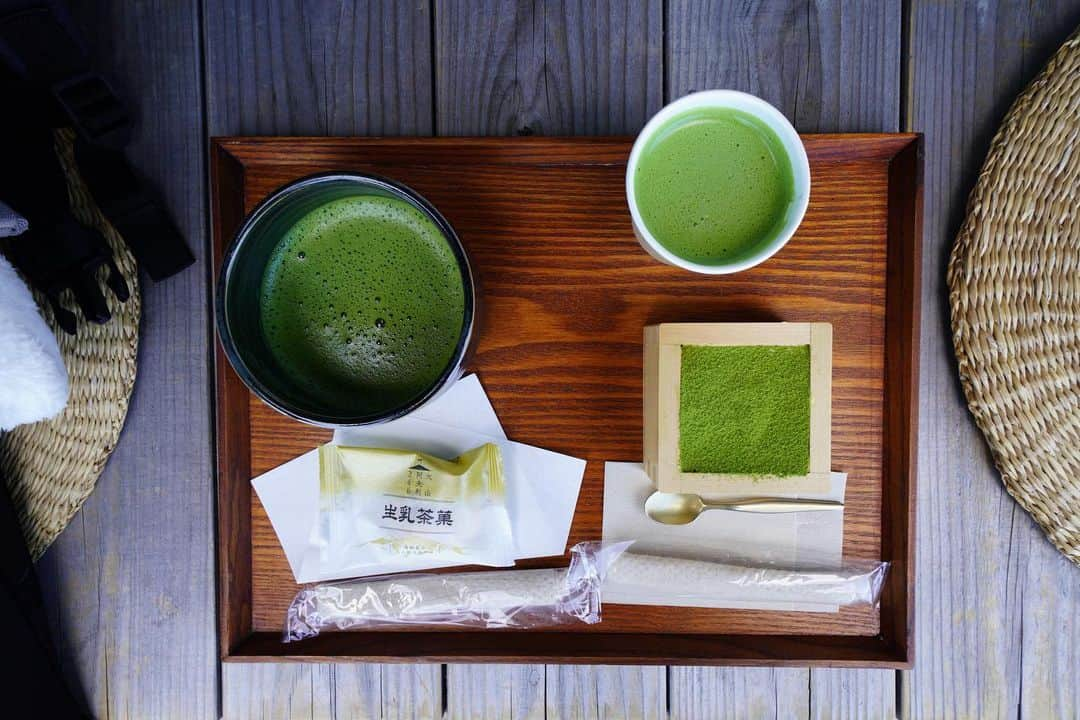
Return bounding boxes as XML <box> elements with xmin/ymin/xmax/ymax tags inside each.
<box><xmin>948</xmin><ymin>28</ymin><xmax>1080</xmax><ymax>566</ymax></box>
<box><xmin>0</xmin><ymin>129</ymin><xmax>140</xmax><ymax>560</ymax></box>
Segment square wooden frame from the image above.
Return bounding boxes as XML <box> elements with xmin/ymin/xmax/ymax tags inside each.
<box><xmin>644</xmin><ymin>322</ymin><xmax>833</xmax><ymax>496</ymax></box>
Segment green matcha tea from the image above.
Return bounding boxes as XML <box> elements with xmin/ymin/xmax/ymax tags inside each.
<box><xmin>259</xmin><ymin>195</ymin><xmax>465</xmax><ymax>414</ymax></box>
<box><xmin>679</xmin><ymin>344</ymin><xmax>810</xmax><ymax>475</ymax></box>
<box><xmin>634</xmin><ymin>107</ymin><xmax>796</xmax><ymax>265</ymax></box>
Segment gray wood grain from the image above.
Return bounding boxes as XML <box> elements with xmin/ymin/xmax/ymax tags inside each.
<box><xmin>665</xmin><ymin>1</ymin><xmax>902</xmax><ymax>713</ymax></box>
<box><xmin>905</xmin><ymin>2</ymin><xmax>1080</xmax><ymax>718</ymax></box>
<box><xmin>448</xmin><ymin>664</ymin><xmax>665</xmax><ymax>720</ymax></box>
<box><xmin>1020</xmin><ymin>547</ymin><xmax>1080</xmax><ymax>719</ymax></box>
<box><xmin>809</xmin><ymin>669</ymin><xmax>894</xmax><ymax>720</ymax></box>
<box><xmin>222</xmin><ymin>664</ymin><xmax>337</xmax><ymax>719</ymax></box>
<box><xmin>434</xmin><ymin>0</ymin><xmax>663</xmax><ymax>135</ymax></box>
<box><xmin>667</xmin><ymin>0</ymin><xmax>901</xmax><ymax>131</ymax></box>
<box><xmin>446</xmin><ymin>665</ymin><xmax>545</xmax><ymax>720</ymax></box>
<box><xmin>221</xmin><ymin>651</ymin><xmax>441</xmax><ymax>719</ymax></box>
<box><xmin>204</xmin><ymin>0</ymin><xmax>433</xmax><ymax>135</ymax></box>
<box><xmin>35</xmin><ymin>0</ymin><xmax>216</xmax><ymax>718</ymax></box>
<box><xmin>545</xmin><ymin>666</ymin><xmax>666</xmax><ymax>720</ymax></box>
<box><xmin>669</xmin><ymin>667</ymin><xmax>808</xmax><ymax>720</ymax></box>
<box><xmin>324</xmin><ymin>665</ymin><xmax>383</xmax><ymax>718</ymax></box>
<box><xmin>203</xmin><ymin>1</ymin><xmax>441</xmax><ymax>716</ymax></box>
<box><xmin>222</xmin><ymin>663</ymin><xmax>442</xmax><ymax>719</ymax></box>
<box><xmin>377</xmin><ymin>665</ymin><xmax>443</xmax><ymax>720</ymax></box>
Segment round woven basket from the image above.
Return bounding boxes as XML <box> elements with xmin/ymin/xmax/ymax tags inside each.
<box><xmin>0</xmin><ymin>129</ymin><xmax>140</xmax><ymax>561</ymax></box>
<box><xmin>948</xmin><ymin>27</ymin><xmax>1080</xmax><ymax>566</ymax></box>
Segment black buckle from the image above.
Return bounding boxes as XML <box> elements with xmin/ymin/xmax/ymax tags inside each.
<box><xmin>74</xmin><ymin>140</ymin><xmax>195</xmax><ymax>281</ymax></box>
<box><xmin>0</xmin><ymin>6</ymin><xmax>130</xmax><ymax>148</ymax></box>
<box><xmin>52</xmin><ymin>72</ymin><xmax>130</xmax><ymax>149</ymax></box>
<box><xmin>105</xmin><ymin>194</ymin><xmax>194</xmax><ymax>281</ymax></box>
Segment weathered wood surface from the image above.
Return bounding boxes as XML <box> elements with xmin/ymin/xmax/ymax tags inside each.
<box><xmin>203</xmin><ymin>0</ymin><xmax>434</xmax><ymax>136</ymax></box>
<box><xmin>34</xmin><ymin>0</ymin><xmax>217</xmax><ymax>718</ymax></box>
<box><xmin>667</xmin><ymin>0</ymin><xmax>902</xmax><ymax>133</ymax></box>
<box><xmin>221</xmin><ymin>664</ymin><xmax>441</xmax><ymax>719</ymax></box>
<box><xmin>434</xmin><ymin>0</ymin><xmax>663</xmax><ymax>135</ymax></box>
<box><xmin>904</xmin><ymin>2</ymin><xmax>1080</xmax><ymax>719</ymax></box>
<box><xmin>446</xmin><ymin>665</ymin><xmax>545</xmax><ymax>720</ymax></box>
<box><xmin>33</xmin><ymin>0</ymin><xmax>1080</xmax><ymax>717</ymax></box>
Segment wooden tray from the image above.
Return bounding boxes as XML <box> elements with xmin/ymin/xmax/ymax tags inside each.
<box><xmin>211</xmin><ymin>135</ymin><xmax>922</xmax><ymax>667</ymax></box>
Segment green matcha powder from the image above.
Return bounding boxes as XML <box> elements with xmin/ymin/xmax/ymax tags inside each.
<box><xmin>679</xmin><ymin>345</ymin><xmax>811</xmax><ymax>476</ymax></box>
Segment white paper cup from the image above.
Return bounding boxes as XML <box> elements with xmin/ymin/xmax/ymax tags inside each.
<box><xmin>626</xmin><ymin>90</ymin><xmax>810</xmax><ymax>274</ymax></box>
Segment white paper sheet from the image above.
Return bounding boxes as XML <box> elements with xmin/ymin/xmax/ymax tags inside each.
<box><xmin>252</xmin><ymin>375</ymin><xmax>586</xmax><ymax>583</ymax></box>
<box><xmin>601</xmin><ymin>461</ymin><xmax>846</xmax><ymax>611</ymax></box>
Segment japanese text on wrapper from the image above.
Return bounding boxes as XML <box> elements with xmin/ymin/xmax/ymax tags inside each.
<box><xmin>380</xmin><ymin>503</ymin><xmax>453</xmax><ymax>526</ymax></box>
<box><xmin>378</xmin><ymin>462</ymin><xmax>454</xmax><ymax>529</ymax></box>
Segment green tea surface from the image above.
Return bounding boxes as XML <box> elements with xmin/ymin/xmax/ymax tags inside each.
<box><xmin>634</xmin><ymin>107</ymin><xmax>796</xmax><ymax>265</ymax></box>
<box><xmin>679</xmin><ymin>344</ymin><xmax>810</xmax><ymax>475</ymax></box>
<box><xmin>259</xmin><ymin>195</ymin><xmax>465</xmax><ymax>414</ymax></box>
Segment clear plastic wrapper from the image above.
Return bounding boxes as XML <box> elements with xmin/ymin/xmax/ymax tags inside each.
<box><xmin>284</xmin><ymin>541</ymin><xmax>628</xmax><ymax>641</ymax></box>
<box><xmin>312</xmin><ymin>443</ymin><xmax>515</xmax><ymax>579</ymax></box>
<box><xmin>603</xmin><ymin>551</ymin><xmax>889</xmax><ymax>610</ymax></box>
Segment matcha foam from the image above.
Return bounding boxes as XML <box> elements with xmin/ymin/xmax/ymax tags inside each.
<box><xmin>679</xmin><ymin>344</ymin><xmax>811</xmax><ymax>476</ymax></box>
<box><xmin>259</xmin><ymin>194</ymin><xmax>466</xmax><ymax>414</ymax></box>
<box><xmin>634</xmin><ymin>106</ymin><xmax>796</xmax><ymax>266</ymax></box>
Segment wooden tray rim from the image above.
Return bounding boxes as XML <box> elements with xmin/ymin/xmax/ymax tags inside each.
<box><xmin>210</xmin><ymin>134</ymin><xmax>922</xmax><ymax>667</ymax></box>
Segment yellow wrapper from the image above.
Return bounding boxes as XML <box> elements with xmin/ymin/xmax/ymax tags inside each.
<box><xmin>314</xmin><ymin>443</ymin><xmax>515</xmax><ymax>577</ymax></box>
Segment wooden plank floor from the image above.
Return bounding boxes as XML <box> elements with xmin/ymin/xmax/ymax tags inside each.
<box><xmin>29</xmin><ymin>1</ymin><xmax>1080</xmax><ymax>718</ymax></box>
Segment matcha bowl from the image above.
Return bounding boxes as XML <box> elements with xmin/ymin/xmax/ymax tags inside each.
<box><xmin>216</xmin><ymin>173</ymin><xmax>477</xmax><ymax>427</ymax></box>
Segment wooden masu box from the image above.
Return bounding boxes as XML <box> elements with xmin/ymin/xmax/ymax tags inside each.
<box><xmin>644</xmin><ymin>322</ymin><xmax>833</xmax><ymax>496</ymax></box>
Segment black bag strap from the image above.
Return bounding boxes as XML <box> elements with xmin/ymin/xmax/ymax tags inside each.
<box><xmin>0</xmin><ymin>5</ymin><xmax>129</xmax><ymax>149</ymax></box>
<box><xmin>74</xmin><ymin>139</ymin><xmax>195</xmax><ymax>281</ymax></box>
<box><xmin>0</xmin><ymin>474</ymin><xmax>90</xmax><ymax>718</ymax></box>
<box><xmin>0</xmin><ymin>2</ymin><xmax>194</xmax><ymax>281</ymax></box>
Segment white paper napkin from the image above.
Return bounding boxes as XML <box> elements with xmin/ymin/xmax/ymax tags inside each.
<box><xmin>252</xmin><ymin>375</ymin><xmax>586</xmax><ymax>583</ymax></box>
<box><xmin>601</xmin><ymin>461</ymin><xmax>846</xmax><ymax>611</ymax></box>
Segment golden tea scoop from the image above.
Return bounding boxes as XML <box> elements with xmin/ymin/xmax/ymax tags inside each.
<box><xmin>644</xmin><ymin>491</ymin><xmax>844</xmax><ymax>525</ymax></box>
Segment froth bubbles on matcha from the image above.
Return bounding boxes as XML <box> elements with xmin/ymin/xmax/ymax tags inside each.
<box><xmin>633</xmin><ymin>106</ymin><xmax>796</xmax><ymax>265</ymax></box>
<box><xmin>259</xmin><ymin>195</ymin><xmax>465</xmax><ymax>415</ymax></box>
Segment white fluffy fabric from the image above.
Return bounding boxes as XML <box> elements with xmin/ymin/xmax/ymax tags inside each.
<box><xmin>0</xmin><ymin>201</ymin><xmax>29</xmax><ymax>238</ymax></box>
<box><xmin>0</xmin><ymin>254</ymin><xmax>68</xmax><ymax>430</ymax></box>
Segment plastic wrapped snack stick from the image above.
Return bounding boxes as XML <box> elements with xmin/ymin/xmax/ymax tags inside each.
<box><xmin>603</xmin><ymin>552</ymin><xmax>889</xmax><ymax>609</ymax></box>
<box><xmin>284</xmin><ymin>541</ymin><xmax>629</xmax><ymax>641</ymax></box>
